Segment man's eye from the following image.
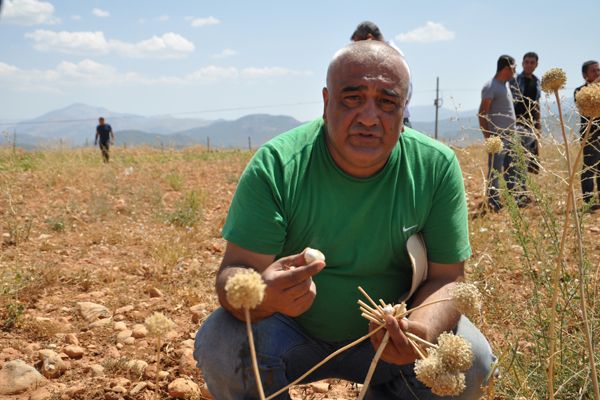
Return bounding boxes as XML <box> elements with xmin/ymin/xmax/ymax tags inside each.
<box><xmin>379</xmin><ymin>98</ymin><xmax>398</xmax><ymax>110</ymax></box>
<box><xmin>343</xmin><ymin>95</ymin><xmax>361</xmax><ymax>105</ymax></box>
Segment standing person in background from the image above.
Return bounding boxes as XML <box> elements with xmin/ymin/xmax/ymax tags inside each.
<box><xmin>574</xmin><ymin>60</ymin><xmax>600</xmax><ymax>211</ymax></box>
<box><xmin>478</xmin><ymin>55</ymin><xmax>521</xmax><ymax>211</ymax></box>
<box><xmin>509</xmin><ymin>51</ymin><xmax>542</xmax><ymax>203</ymax></box>
<box><xmin>95</xmin><ymin>117</ymin><xmax>114</xmax><ymax>163</ymax></box>
<box><xmin>350</xmin><ymin>21</ymin><xmax>413</xmax><ymax>128</ymax></box>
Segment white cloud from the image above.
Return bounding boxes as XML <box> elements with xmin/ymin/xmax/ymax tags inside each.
<box><xmin>111</xmin><ymin>33</ymin><xmax>195</xmax><ymax>58</ymax></box>
<box><xmin>395</xmin><ymin>21</ymin><xmax>455</xmax><ymax>43</ymax></box>
<box><xmin>2</xmin><ymin>0</ymin><xmax>60</xmax><ymax>25</ymax></box>
<box><xmin>71</xmin><ymin>15</ymin><xmax>81</xmax><ymax>21</ymax></box>
<box><xmin>25</xmin><ymin>30</ymin><xmax>195</xmax><ymax>58</ymax></box>
<box><xmin>187</xmin><ymin>66</ymin><xmax>239</xmax><ymax>81</ymax></box>
<box><xmin>157</xmin><ymin>15</ymin><xmax>169</xmax><ymax>22</ymax></box>
<box><xmin>211</xmin><ymin>48</ymin><xmax>237</xmax><ymax>59</ymax></box>
<box><xmin>189</xmin><ymin>16</ymin><xmax>220</xmax><ymax>27</ymax></box>
<box><xmin>25</xmin><ymin>30</ymin><xmax>111</xmax><ymax>54</ymax></box>
<box><xmin>0</xmin><ymin>60</ymin><xmax>313</xmax><ymax>89</ymax></box>
<box><xmin>92</xmin><ymin>8</ymin><xmax>110</xmax><ymax>18</ymax></box>
<box><xmin>241</xmin><ymin>67</ymin><xmax>312</xmax><ymax>78</ymax></box>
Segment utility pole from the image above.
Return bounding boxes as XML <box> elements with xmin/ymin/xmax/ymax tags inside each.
<box><xmin>433</xmin><ymin>76</ymin><xmax>442</xmax><ymax>140</ymax></box>
<box><xmin>248</xmin><ymin>136</ymin><xmax>251</xmax><ymax>151</ymax></box>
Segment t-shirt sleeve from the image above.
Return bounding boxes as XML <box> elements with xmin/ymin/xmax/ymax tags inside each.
<box><xmin>422</xmin><ymin>154</ymin><xmax>471</xmax><ymax>264</ymax></box>
<box><xmin>481</xmin><ymin>83</ymin><xmax>494</xmax><ymax>100</ymax></box>
<box><xmin>221</xmin><ymin>146</ymin><xmax>287</xmax><ymax>255</ymax></box>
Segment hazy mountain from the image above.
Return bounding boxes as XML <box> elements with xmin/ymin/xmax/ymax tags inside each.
<box><xmin>2</xmin><ymin>101</ymin><xmax>585</xmax><ymax>150</ymax></box>
<box><xmin>4</xmin><ymin>103</ymin><xmax>211</xmax><ymax>146</ymax></box>
<box><xmin>175</xmin><ymin>114</ymin><xmax>303</xmax><ymax>148</ymax></box>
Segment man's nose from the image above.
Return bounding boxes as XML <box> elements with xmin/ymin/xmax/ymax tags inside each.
<box><xmin>356</xmin><ymin>99</ymin><xmax>380</xmax><ymax>127</ymax></box>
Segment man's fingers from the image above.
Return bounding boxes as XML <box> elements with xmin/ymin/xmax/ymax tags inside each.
<box><xmin>286</xmin><ymin>261</ymin><xmax>325</xmax><ymax>284</ymax></box>
<box><xmin>384</xmin><ymin>315</ymin><xmax>409</xmax><ymax>349</ymax></box>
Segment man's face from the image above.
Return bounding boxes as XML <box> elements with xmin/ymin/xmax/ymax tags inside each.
<box><xmin>99</xmin><ymin>118</ymin><xmax>105</xmax><ymax>125</ymax></box>
<box><xmin>584</xmin><ymin>63</ymin><xmax>600</xmax><ymax>83</ymax></box>
<box><xmin>522</xmin><ymin>57</ymin><xmax>538</xmax><ymax>75</ymax></box>
<box><xmin>322</xmin><ymin>57</ymin><xmax>406</xmax><ymax>178</ymax></box>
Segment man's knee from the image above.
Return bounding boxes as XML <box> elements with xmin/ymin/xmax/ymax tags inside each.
<box><xmin>456</xmin><ymin>316</ymin><xmax>497</xmax><ymax>398</ymax></box>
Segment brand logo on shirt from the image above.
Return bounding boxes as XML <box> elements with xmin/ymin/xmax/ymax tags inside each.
<box><xmin>402</xmin><ymin>224</ymin><xmax>417</xmax><ymax>233</ymax></box>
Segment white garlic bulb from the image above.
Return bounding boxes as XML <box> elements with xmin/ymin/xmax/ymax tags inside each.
<box><xmin>304</xmin><ymin>248</ymin><xmax>325</xmax><ymax>263</ymax></box>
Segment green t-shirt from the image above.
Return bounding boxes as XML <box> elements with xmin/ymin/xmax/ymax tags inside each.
<box><xmin>222</xmin><ymin>118</ymin><xmax>471</xmax><ymax>341</ymax></box>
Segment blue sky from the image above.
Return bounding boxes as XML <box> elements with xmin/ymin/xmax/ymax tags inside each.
<box><xmin>0</xmin><ymin>0</ymin><xmax>597</xmax><ymax>122</ymax></box>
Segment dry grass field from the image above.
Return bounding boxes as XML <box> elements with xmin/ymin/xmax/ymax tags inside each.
<box><xmin>0</xmin><ymin>139</ymin><xmax>598</xmax><ymax>399</ymax></box>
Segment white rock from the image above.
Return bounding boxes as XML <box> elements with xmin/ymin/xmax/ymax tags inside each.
<box><xmin>114</xmin><ymin>321</ymin><xmax>127</xmax><ymax>331</ymax></box>
<box><xmin>0</xmin><ymin>359</ymin><xmax>47</xmax><ymax>395</ymax></box>
<box><xmin>116</xmin><ymin>330</ymin><xmax>132</xmax><ymax>344</ymax></box>
<box><xmin>167</xmin><ymin>378</ymin><xmax>200</xmax><ymax>399</ymax></box>
<box><xmin>76</xmin><ymin>302</ymin><xmax>111</xmax><ymax>323</ymax></box>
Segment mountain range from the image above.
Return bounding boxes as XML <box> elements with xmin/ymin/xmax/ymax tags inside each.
<box><xmin>0</xmin><ymin>102</ymin><xmax>581</xmax><ymax>150</ymax></box>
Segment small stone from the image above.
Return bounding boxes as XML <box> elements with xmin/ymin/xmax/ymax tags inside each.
<box><xmin>167</xmin><ymin>378</ymin><xmax>200</xmax><ymax>399</ymax></box>
<box><xmin>116</xmin><ymin>343</ymin><xmax>124</xmax><ymax>350</ymax></box>
<box><xmin>89</xmin><ymin>317</ymin><xmax>113</xmax><ymax>328</ymax></box>
<box><xmin>158</xmin><ymin>371</ymin><xmax>169</xmax><ymax>380</ymax></box>
<box><xmin>105</xmin><ymin>347</ymin><xmax>120</xmax><ymax>359</ymax></box>
<box><xmin>179</xmin><ymin>349</ymin><xmax>196</xmax><ymax>375</ymax></box>
<box><xmin>62</xmin><ymin>346</ymin><xmax>84</xmax><ymax>359</ymax></box>
<box><xmin>77</xmin><ymin>302</ymin><xmax>111</xmax><ymax>323</ymax></box>
<box><xmin>114</xmin><ymin>322</ymin><xmax>127</xmax><ymax>331</ymax></box>
<box><xmin>123</xmin><ymin>337</ymin><xmax>135</xmax><ymax>345</ymax></box>
<box><xmin>131</xmin><ymin>324</ymin><xmax>147</xmax><ymax>339</ymax></box>
<box><xmin>130</xmin><ymin>381</ymin><xmax>147</xmax><ymax>395</ymax></box>
<box><xmin>64</xmin><ymin>333</ymin><xmax>79</xmax><ymax>346</ymax></box>
<box><xmin>112</xmin><ymin>385</ymin><xmax>127</xmax><ymax>394</ymax></box>
<box><xmin>116</xmin><ymin>305</ymin><xmax>134</xmax><ymax>315</ymax></box>
<box><xmin>37</xmin><ymin>350</ymin><xmax>68</xmax><ymax>379</ymax></box>
<box><xmin>147</xmin><ymin>287</ymin><xmax>164</xmax><ymax>298</ymax></box>
<box><xmin>0</xmin><ymin>359</ymin><xmax>47</xmax><ymax>395</ymax></box>
<box><xmin>116</xmin><ymin>330</ymin><xmax>132</xmax><ymax>344</ymax></box>
<box><xmin>126</xmin><ymin>360</ymin><xmax>148</xmax><ymax>376</ymax></box>
<box><xmin>89</xmin><ymin>364</ymin><xmax>105</xmax><ymax>377</ymax></box>
<box><xmin>189</xmin><ymin>303</ymin><xmax>206</xmax><ymax>324</ymax></box>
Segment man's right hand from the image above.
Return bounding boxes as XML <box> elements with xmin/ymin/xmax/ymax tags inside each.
<box><xmin>260</xmin><ymin>252</ymin><xmax>326</xmax><ymax>317</ymax></box>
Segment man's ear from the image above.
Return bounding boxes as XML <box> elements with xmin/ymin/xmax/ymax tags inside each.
<box><xmin>322</xmin><ymin>87</ymin><xmax>329</xmax><ymax>121</ymax></box>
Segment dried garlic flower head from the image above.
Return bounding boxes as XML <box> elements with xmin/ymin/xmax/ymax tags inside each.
<box><xmin>436</xmin><ymin>332</ymin><xmax>473</xmax><ymax>372</ymax></box>
<box><xmin>450</xmin><ymin>283</ymin><xmax>482</xmax><ymax>316</ymax></box>
<box><xmin>541</xmin><ymin>68</ymin><xmax>567</xmax><ymax>93</ymax></box>
<box><xmin>144</xmin><ymin>312</ymin><xmax>175</xmax><ymax>337</ymax></box>
<box><xmin>575</xmin><ymin>83</ymin><xmax>600</xmax><ymax>118</ymax></box>
<box><xmin>414</xmin><ymin>349</ymin><xmax>443</xmax><ymax>388</ymax></box>
<box><xmin>484</xmin><ymin>136</ymin><xmax>503</xmax><ymax>154</ymax></box>
<box><xmin>430</xmin><ymin>371</ymin><xmax>466</xmax><ymax>397</ymax></box>
<box><xmin>225</xmin><ymin>269</ymin><xmax>266</xmax><ymax>310</ymax></box>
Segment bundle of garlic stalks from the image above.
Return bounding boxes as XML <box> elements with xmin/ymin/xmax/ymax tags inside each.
<box><xmin>357</xmin><ymin>283</ymin><xmax>482</xmax><ymax>397</ymax></box>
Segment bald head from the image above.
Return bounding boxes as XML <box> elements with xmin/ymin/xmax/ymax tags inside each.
<box><xmin>327</xmin><ymin>41</ymin><xmax>410</xmax><ymax>103</ymax></box>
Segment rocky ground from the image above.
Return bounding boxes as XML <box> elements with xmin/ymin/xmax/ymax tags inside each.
<box><xmin>0</xmin><ymin>144</ymin><xmax>598</xmax><ymax>399</ymax></box>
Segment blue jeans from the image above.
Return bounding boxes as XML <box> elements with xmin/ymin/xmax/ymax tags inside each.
<box><xmin>194</xmin><ymin>309</ymin><xmax>496</xmax><ymax>399</ymax></box>
<box><xmin>487</xmin><ymin>132</ymin><xmax>534</xmax><ymax>209</ymax></box>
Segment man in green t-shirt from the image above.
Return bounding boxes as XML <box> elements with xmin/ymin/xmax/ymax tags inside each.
<box><xmin>194</xmin><ymin>41</ymin><xmax>495</xmax><ymax>399</ymax></box>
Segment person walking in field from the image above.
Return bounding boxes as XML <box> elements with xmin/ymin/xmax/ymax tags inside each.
<box><xmin>574</xmin><ymin>60</ymin><xmax>600</xmax><ymax>212</ymax></box>
<box><xmin>194</xmin><ymin>40</ymin><xmax>495</xmax><ymax>399</ymax></box>
<box><xmin>95</xmin><ymin>117</ymin><xmax>114</xmax><ymax>163</ymax></box>
<box><xmin>479</xmin><ymin>55</ymin><xmax>526</xmax><ymax>211</ymax></box>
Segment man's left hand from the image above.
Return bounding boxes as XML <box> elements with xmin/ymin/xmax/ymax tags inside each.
<box><xmin>369</xmin><ymin>314</ymin><xmax>429</xmax><ymax>365</ymax></box>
